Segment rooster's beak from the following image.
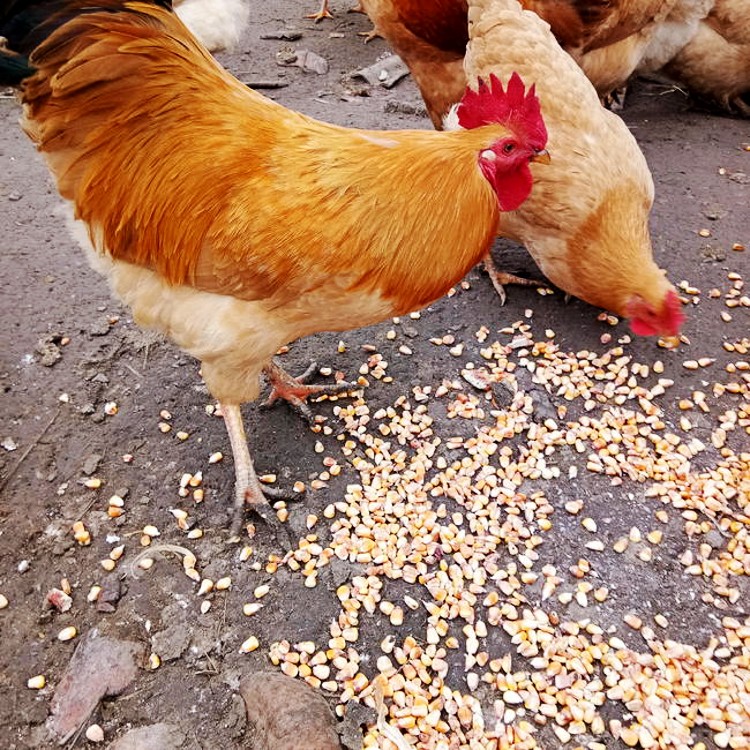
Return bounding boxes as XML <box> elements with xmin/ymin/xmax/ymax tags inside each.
<box><xmin>531</xmin><ymin>149</ymin><xmax>551</xmax><ymax>165</ymax></box>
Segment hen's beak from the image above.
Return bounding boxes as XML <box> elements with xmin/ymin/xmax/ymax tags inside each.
<box><xmin>531</xmin><ymin>149</ymin><xmax>551</xmax><ymax>165</ymax></box>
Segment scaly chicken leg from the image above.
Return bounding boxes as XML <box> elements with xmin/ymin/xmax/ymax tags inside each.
<box><xmin>307</xmin><ymin>1</ymin><xmax>369</xmax><ymax>22</ymax></box>
<box><xmin>483</xmin><ymin>254</ymin><xmax>543</xmax><ymax>305</ymax></box>
<box><xmin>306</xmin><ymin>1</ymin><xmax>333</xmax><ymax>21</ymax></box>
<box><xmin>222</xmin><ymin>401</ymin><xmax>284</xmax><ymax>539</ymax></box>
<box><xmin>224</xmin><ymin>360</ymin><xmax>355</xmax><ymax>537</ymax></box>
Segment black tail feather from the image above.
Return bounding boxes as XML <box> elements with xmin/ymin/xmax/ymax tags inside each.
<box><xmin>0</xmin><ymin>0</ymin><xmax>172</xmax><ymax>85</ymax></box>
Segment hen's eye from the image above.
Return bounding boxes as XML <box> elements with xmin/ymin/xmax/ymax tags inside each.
<box><xmin>503</xmin><ymin>142</ymin><xmax>516</xmax><ymax>154</ymax></box>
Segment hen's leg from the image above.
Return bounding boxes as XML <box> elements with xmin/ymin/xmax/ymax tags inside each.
<box><xmin>222</xmin><ymin>402</ymin><xmax>290</xmax><ymax>540</ymax></box>
<box><xmin>262</xmin><ymin>360</ymin><xmax>355</xmax><ymax>422</ymax></box>
<box><xmin>306</xmin><ymin>0</ymin><xmax>333</xmax><ymax>21</ymax></box>
<box><xmin>483</xmin><ymin>254</ymin><xmax>543</xmax><ymax>306</ymax></box>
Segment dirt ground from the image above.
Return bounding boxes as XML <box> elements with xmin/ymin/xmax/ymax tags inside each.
<box><xmin>1</xmin><ymin>2</ymin><xmax>748</xmax><ymax>749</ymax></box>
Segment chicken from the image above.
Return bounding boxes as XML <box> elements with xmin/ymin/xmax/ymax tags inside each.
<box><xmin>360</xmin><ymin>0</ymin><xmax>684</xmax><ymax>333</ymax></box>
<box><xmin>580</xmin><ymin>0</ymin><xmax>715</xmax><ymax>103</ymax></box>
<box><xmin>1</xmin><ymin>0</ymin><xmax>549</xmax><ymax>535</ymax></box>
<box><xmin>172</xmin><ymin>0</ymin><xmax>249</xmax><ymax>52</ymax></box>
<box><xmin>460</xmin><ymin>0</ymin><xmax>684</xmax><ymax>335</ymax></box>
<box><xmin>659</xmin><ymin>0</ymin><xmax>750</xmax><ymax>115</ymax></box>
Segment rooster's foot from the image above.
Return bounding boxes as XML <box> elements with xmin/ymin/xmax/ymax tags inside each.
<box><xmin>262</xmin><ymin>360</ymin><xmax>356</xmax><ymax>422</ymax></box>
<box><xmin>231</xmin><ymin>481</ymin><xmax>303</xmax><ymax>544</ymax></box>
<box><xmin>483</xmin><ymin>255</ymin><xmax>542</xmax><ymax>306</ymax></box>
<box><xmin>220</xmin><ymin>402</ymin><xmax>304</xmax><ymax>543</ymax></box>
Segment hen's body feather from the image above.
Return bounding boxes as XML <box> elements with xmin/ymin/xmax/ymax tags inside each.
<box><xmin>662</xmin><ymin>0</ymin><xmax>750</xmax><ymax>115</ymax></box>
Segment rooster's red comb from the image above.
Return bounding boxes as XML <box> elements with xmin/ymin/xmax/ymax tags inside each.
<box><xmin>457</xmin><ymin>72</ymin><xmax>547</xmax><ymax>147</ymax></box>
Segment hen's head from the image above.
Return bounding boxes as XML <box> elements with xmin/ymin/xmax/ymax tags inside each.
<box><xmin>626</xmin><ymin>288</ymin><xmax>685</xmax><ymax>339</ymax></box>
<box><xmin>456</xmin><ymin>72</ymin><xmax>549</xmax><ymax>211</ymax></box>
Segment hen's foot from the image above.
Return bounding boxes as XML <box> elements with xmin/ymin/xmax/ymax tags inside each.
<box><xmin>483</xmin><ymin>255</ymin><xmax>543</xmax><ymax>306</ymax></box>
<box><xmin>306</xmin><ymin>1</ymin><xmax>333</xmax><ymax>22</ymax></box>
<box><xmin>602</xmin><ymin>85</ymin><xmax>628</xmax><ymax>111</ymax></box>
<box><xmin>262</xmin><ymin>360</ymin><xmax>356</xmax><ymax>422</ymax></box>
<box><xmin>358</xmin><ymin>27</ymin><xmax>380</xmax><ymax>42</ymax></box>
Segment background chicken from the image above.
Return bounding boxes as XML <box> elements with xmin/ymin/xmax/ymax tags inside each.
<box><xmin>659</xmin><ymin>0</ymin><xmax>750</xmax><ymax>115</ymax></box>
<box><xmin>173</xmin><ymin>0</ymin><xmax>249</xmax><ymax>51</ymax></box>
<box><xmin>2</xmin><ymin>0</ymin><xmax>548</xmax><ymax>535</ymax></box>
<box><xmin>358</xmin><ymin>0</ymin><xmax>678</xmax><ymax>125</ymax></box>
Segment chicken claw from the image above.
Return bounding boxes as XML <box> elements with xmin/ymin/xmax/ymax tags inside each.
<box><xmin>262</xmin><ymin>360</ymin><xmax>355</xmax><ymax>423</ymax></box>
<box><xmin>306</xmin><ymin>1</ymin><xmax>333</xmax><ymax>22</ymax></box>
<box><xmin>483</xmin><ymin>254</ymin><xmax>543</xmax><ymax>306</ymax></box>
<box><xmin>220</xmin><ymin>402</ymin><xmax>294</xmax><ymax>539</ymax></box>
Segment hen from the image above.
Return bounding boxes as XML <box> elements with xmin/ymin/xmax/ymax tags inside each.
<box><xmin>1</xmin><ymin>0</ymin><xmax>548</xmax><ymax>535</ymax></box>
<box><xmin>172</xmin><ymin>0</ymin><xmax>249</xmax><ymax>51</ymax></box>
<box><xmin>659</xmin><ymin>0</ymin><xmax>750</xmax><ymax>115</ymax></box>
<box><xmin>462</xmin><ymin>0</ymin><xmax>684</xmax><ymax>334</ymax></box>
<box><xmin>363</xmin><ymin>0</ymin><xmax>685</xmax><ymax>336</ymax></box>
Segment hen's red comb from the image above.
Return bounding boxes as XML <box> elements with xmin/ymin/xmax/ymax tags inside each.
<box><xmin>457</xmin><ymin>72</ymin><xmax>547</xmax><ymax>147</ymax></box>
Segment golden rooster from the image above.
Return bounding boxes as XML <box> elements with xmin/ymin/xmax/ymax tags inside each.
<box><xmin>1</xmin><ymin>0</ymin><xmax>549</xmax><ymax>535</ymax></box>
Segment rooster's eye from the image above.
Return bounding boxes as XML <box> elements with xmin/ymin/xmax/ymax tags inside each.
<box><xmin>503</xmin><ymin>142</ymin><xmax>516</xmax><ymax>154</ymax></box>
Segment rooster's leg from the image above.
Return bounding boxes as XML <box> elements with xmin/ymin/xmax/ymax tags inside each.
<box><xmin>483</xmin><ymin>254</ymin><xmax>543</xmax><ymax>306</ymax></box>
<box><xmin>262</xmin><ymin>360</ymin><xmax>355</xmax><ymax>422</ymax></box>
<box><xmin>306</xmin><ymin>0</ymin><xmax>333</xmax><ymax>22</ymax></box>
<box><xmin>222</xmin><ymin>402</ymin><xmax>291</xmax><ymax>540</ymax></box>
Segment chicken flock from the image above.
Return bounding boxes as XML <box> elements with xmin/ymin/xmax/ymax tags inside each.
<box><xmin>0</xmin><ymin>0</ymin><xmax>743</xmax><ymax>534</ymax></box>
<box><xmin>339</xmin><ymin>0</ymin><xmax>750</xmax><ymax>117</ymax></box>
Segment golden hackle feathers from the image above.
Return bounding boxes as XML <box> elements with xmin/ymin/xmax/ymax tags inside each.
<box><xmin>20</xmin><ymin>1</ymin><xmax>512</xmax><ymax>317</ymax></box>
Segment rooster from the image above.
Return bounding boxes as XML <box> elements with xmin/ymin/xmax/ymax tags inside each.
<box><xmin>362</xmin><ymin>0</ymin><xmax>685</xmax><ymax>336</ymax></box>
<box><xmin>0</xmin><ymin>0</ymin><xmax>549</xmax><ymax>535</ymax></box>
